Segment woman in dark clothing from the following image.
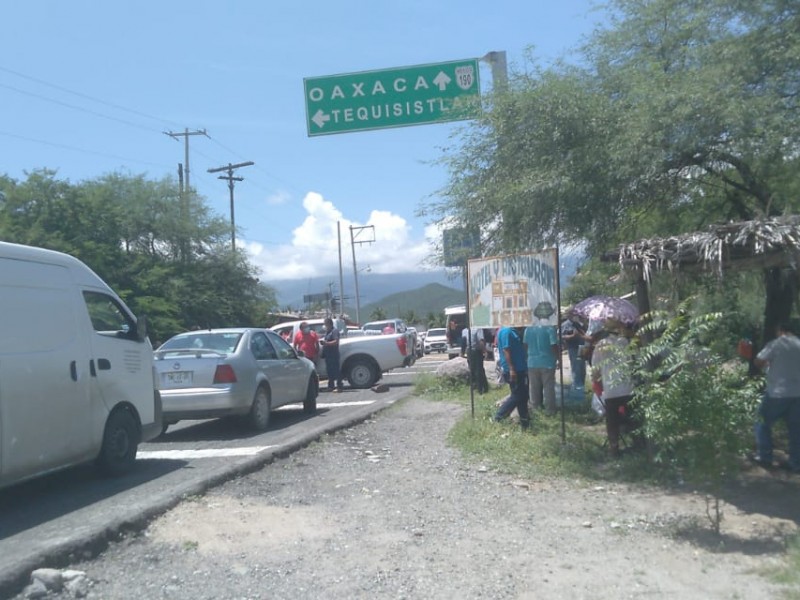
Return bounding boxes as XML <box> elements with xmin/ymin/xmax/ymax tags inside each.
<box><xmin>321</xmin><ymin>317</ymin><xmax>344</xmax><ymax>392</ymax></box>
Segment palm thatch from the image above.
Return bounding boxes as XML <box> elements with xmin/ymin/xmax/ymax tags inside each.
<box><xmin>603</xmin><ymin>216</ymin><xmax>800</xmax><ymax>281</ymax></box>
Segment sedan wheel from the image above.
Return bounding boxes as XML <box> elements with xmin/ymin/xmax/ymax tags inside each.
<box><xmin>249</xmin><ymin>386</ymin><xmax>271</xmax><ymax>431</ymax></box>
<box><xmin>304</xmin><ymin>376</ymin><xmax>318</xmax><ymax>414</ymax></box>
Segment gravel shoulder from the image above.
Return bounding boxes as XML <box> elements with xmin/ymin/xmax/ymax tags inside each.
<box><xmin>17</xmin><ymin>395</ymin><xmax>799</xmax><ymax>599</ymax></box>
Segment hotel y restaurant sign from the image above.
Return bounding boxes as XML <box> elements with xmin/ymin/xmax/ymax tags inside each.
<box><xmin>467</xmin><ymin>250</ymin><xmax>559</xmax><ymax>328</ymax></box>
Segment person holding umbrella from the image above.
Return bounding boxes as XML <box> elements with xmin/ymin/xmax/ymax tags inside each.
<box><xmin>591</xmin><ymin>319</ymin><xmax>636</xmax><ymax>457</ymax></box>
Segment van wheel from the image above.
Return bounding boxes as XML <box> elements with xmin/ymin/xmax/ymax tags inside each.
<box><xmin>249</xmin><ymin>386</ymin><xmax>271</xmax><ymax>431</ymax></box>
<box><xmin>347</xmin><ymin>358</ymin><xmax>378</xmax><ymax>389</ymax></box>
<box><xmin>304</xmin><ymin>376</ymin><xmax>318</xmax><ymax>414</ymax></box>
<box><xmin>97</xmin><ymin>409</ymin><xmax>139</xmax><ymax>476</ymax></box>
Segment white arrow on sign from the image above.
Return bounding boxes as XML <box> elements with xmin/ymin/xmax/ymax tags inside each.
<box><xmin>312</xmin><ymin>109</ymin><xmax>330</xmax><ymax>128</ymax></box>
<box><xmin>433</xmin><ymin>71</ymin><xmax>451</xmax><ymax>91</ymax></box>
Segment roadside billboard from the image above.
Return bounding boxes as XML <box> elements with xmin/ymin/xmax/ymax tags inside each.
<box><xmin>467</xmin><ymin>250</ymin><xmax>559</xmax><ymax>328</ymax></box>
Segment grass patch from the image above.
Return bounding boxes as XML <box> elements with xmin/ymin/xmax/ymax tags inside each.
<box><xmin>413</xmin><ymin>372</ymin><xmax>475</xmax><ymax>404</ymax></box>
<box><xmin>762</xmin><ymin>533</ymin><xmax>800</xmax><ymax>598</ymax></box>
<box><xmin>415</xmin><ymin>377</ymin><xmax>674</xmax><ymax>484</ymax></box>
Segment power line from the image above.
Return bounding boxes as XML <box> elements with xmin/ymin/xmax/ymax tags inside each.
<box><xmin>0</xmin><ymin>130</ymin><xmax>171</xmax><ymax>169</ymax></box>
<box><xmin>0</xmin><ymin>67</ymin><xmax>312</xmax><ymax>216</ymax></box>
<box><xmin>0</xmin><ymin>67</ymin><xmax>302</xmax><ymax>196</ymax></box>
<box><xmin>206</xmin><ymin>135</ymin><xmax>305</xmax><ymax>196</ymax></box>
<box><xmin>0</xmin><ymin>82</ymin><xmax>162</xmax><ymax>134</ymax></box>
<box><xmin>0</xmin><ymin>65</ymin><xmax>182</xmax><ymax>129</ymax></box>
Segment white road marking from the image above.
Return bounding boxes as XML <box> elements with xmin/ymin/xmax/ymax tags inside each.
<box><xmin>274</xmin><ymin>400</ymin><xmax>376</xmax><ymax>410</ymax></box>
<box><xmin>138</xmin><ymin>447</ymin><xmax>275</xmax><ymax>460</ymax></box>
<box><xmin>140</xmin><ymin>400</ymin><xmax>380</xmax><ymax>461</ymax></box>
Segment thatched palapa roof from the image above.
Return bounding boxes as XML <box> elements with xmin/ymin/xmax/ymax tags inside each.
<box><xmin>603</xmin><ymin>216</ymin><xmax>800</xmax><ymax>281</ymax></box>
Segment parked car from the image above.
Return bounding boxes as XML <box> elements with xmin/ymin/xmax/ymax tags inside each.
<box><xmin>154</xmin><ymin>328</ymin><xmax>318</xmax><ymax>433</ymax></box>
<box><xmin>271</xmin><ymin>319</ymin><xmax>414</xmax><ymax>387</ymax></box>
<box><xmin>444</xmin><ymin>304</ymin><xmax>468</xmax><ymax>359</ymax></box>
<box><xmin>407</xmin><ymin>326</ymin><xmax>424</xmax><ymax>358</ymax></box>
<box><xmin>424</xmin><ymin>327</ymin><xmax>449</xmax><ymax>354</ymax></box>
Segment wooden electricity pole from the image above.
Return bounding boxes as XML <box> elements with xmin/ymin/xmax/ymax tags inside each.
<box><xmin>207</xmin><ymin>161</ymin><xmax>254</xmax><ymax>253</ymax></box>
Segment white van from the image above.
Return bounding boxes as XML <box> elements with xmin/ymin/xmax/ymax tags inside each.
<box><xmin>0</xmin><ymin>242</ymin><xmax>162</xmax><ymax>489</ymax></box>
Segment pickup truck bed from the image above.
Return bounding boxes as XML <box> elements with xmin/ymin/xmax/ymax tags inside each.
<box><xmin>270</xmin><ymin>319</ymin><xmax>413</xmax><ymax>388</ymax></box>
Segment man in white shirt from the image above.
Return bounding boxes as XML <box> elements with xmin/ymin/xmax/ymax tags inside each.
<box><xmin>753</xmin><ymin>322</ymin><xmax>800</xmax><ymax>472</ymax></box>
<box><xmin>592</xmin><ymin>327</ymin><xmax>635</xmax><ymax>457</ymax></box>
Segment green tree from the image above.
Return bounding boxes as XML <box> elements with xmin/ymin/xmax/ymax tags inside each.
<box><xmin>369</xmin><ymin>307</ymin><xmax>387</xmax><ymax>321</ymax></box>
<box><xmin>0</xmin><ymin>170</ymin><xmax>278</xmax><ymax>342</ymax></box>
<box><xmin>427</xmin><ymin>0</ymin><xmax>800</xmax><ymax>338</ymax></box>
<box><xmin>424</xmin><ymin>311</ymin><xmax>439</xmax><ymax>330</ymax></box>
<box><xmin>401</xmin><ymin>309</ymin><xmax>419</xmax><ymax>326</ymax></box>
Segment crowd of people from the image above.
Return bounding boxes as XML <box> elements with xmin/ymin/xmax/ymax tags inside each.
<box><xmin>286</xmin><ymin>307</ymin><xmax>800</xmax><ymax>471</ymax></box>
<box><xmin>485</xmin><ymin>309</ymin><xmax>799</xmax><ymax>469</ymax></box>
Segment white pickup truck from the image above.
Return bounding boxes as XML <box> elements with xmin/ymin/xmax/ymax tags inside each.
<box><xmin>270</xmin><ymin>319</ymin><xmax>413</xmax><ymax>389</ymax></box>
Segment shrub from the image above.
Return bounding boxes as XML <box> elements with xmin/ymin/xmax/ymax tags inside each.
<box><xmin>631</xmin><ymin>306</ymin><xmax>762</xmax><ymax>532</ymax></box>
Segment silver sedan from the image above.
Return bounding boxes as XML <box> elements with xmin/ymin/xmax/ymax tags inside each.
<box><xmin>155</xmin><ymin>328</ymin><xmax>318</xmax><ymax>433</ymax></box>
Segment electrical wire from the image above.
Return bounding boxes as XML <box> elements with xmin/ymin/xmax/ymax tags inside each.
<box><xmin>0</xmin><ymin>130</ymin><xmax>171</xmax><ymax>169</ymax></box>
<box><xmin>0</xmin><ymin>65</ymin><xmax>182</xmax><ymax>129</ymax></box>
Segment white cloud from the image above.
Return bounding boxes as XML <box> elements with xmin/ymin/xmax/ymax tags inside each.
<box><xmin>244</xmin><ymin>191</ymin><xmax>438</xmax><ymax>280</ymax></box>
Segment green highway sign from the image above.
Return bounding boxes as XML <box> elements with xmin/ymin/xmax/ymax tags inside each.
<box><xmin>303</xmin><ymin>59</ymin><xmax>481</xmax><ymax>136</ymax></box>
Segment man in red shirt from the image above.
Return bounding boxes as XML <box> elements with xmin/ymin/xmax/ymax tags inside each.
<box><xmin>293</xmin><ymin>322</ymin><xmax>320</xmax><ymax>362</ymax></box>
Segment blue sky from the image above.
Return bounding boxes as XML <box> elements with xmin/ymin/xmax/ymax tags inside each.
<box><xmin>1</xmin><ymin>1</ymin><xmax>605</xmax><ymax>281</ymax></box>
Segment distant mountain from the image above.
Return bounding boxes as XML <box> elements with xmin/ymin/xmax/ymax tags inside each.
<box><xmin>268</xmin><ymin>253</ymin><xmax>583</xmax><ymax>320</ymax></box>
<box><xmin>269</xmin><ymin>271</ymin><xmax>464</xmax><ymax>311</ymax></box>
<box><xmin>360</xmin><ymin>283</ymin><xmax>465</xmax><ymax>320</ymax></box>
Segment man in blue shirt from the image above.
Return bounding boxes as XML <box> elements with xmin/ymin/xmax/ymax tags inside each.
<box><xmin>493</xmin><ymin>326</ymin><xmax>530</xmax><ymax>428</ymax></box>
<box><xmin>524</xmin><ymin>322</ymin><xmax>559</xmax><ymax>414</ymax></box>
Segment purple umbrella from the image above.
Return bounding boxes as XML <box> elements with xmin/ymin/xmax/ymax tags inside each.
<box><xmin>568</xmin><ymin>295</ymin><xmax>639</xmax><ymax>327</ymax></box>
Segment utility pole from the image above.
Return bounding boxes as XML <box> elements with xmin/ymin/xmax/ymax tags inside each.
<box><xmin>164</xmin><ymin>128</ymin><xmax>208</xmax><ymax>193</ymax></box>
<box><xmin>207</xmin><ymin>161</ymin><xmax>254</xmax><ymax>253</ymax></box>
<box><xmin>350</xmin><ymin>224</ymin><xmax>376</xmax><ymax>325</ymax></box>
<box><xmin>165</xmin><ymin>129</ymin><xmax>207</xmax><ymax>262</ymax></box>
<box><xmin>337</xmin><ymin>221</ymin><xmax>345</xmax><ymax>319</ymax></box>
<box><xmin>481</xmin><ymin>50</ymin><xmax>508</xmax><ymax>91</ymax></box>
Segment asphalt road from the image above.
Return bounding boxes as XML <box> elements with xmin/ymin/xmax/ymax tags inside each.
<box><xmin>0</xmin><ymin>354</ymin><xmax>444</xmax><ymax>597</ymax></box>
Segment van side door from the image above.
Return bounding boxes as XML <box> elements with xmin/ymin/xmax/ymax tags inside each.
<box><xmin>81</xmin><ymin>291</ymin><xmax>155</xmax><ymax>438</ymax></box>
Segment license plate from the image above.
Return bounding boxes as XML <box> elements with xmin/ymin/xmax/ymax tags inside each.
<box><xmin>164</xmin><ymin>371</ymin><xmax>192</xmax><ymax>386</ymax></box>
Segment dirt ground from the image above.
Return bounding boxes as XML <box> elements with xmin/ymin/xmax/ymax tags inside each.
<box><xmin>21</xmin><ymin>395</ymin><xmax>800</xmax><ymax>599</ymax></box>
